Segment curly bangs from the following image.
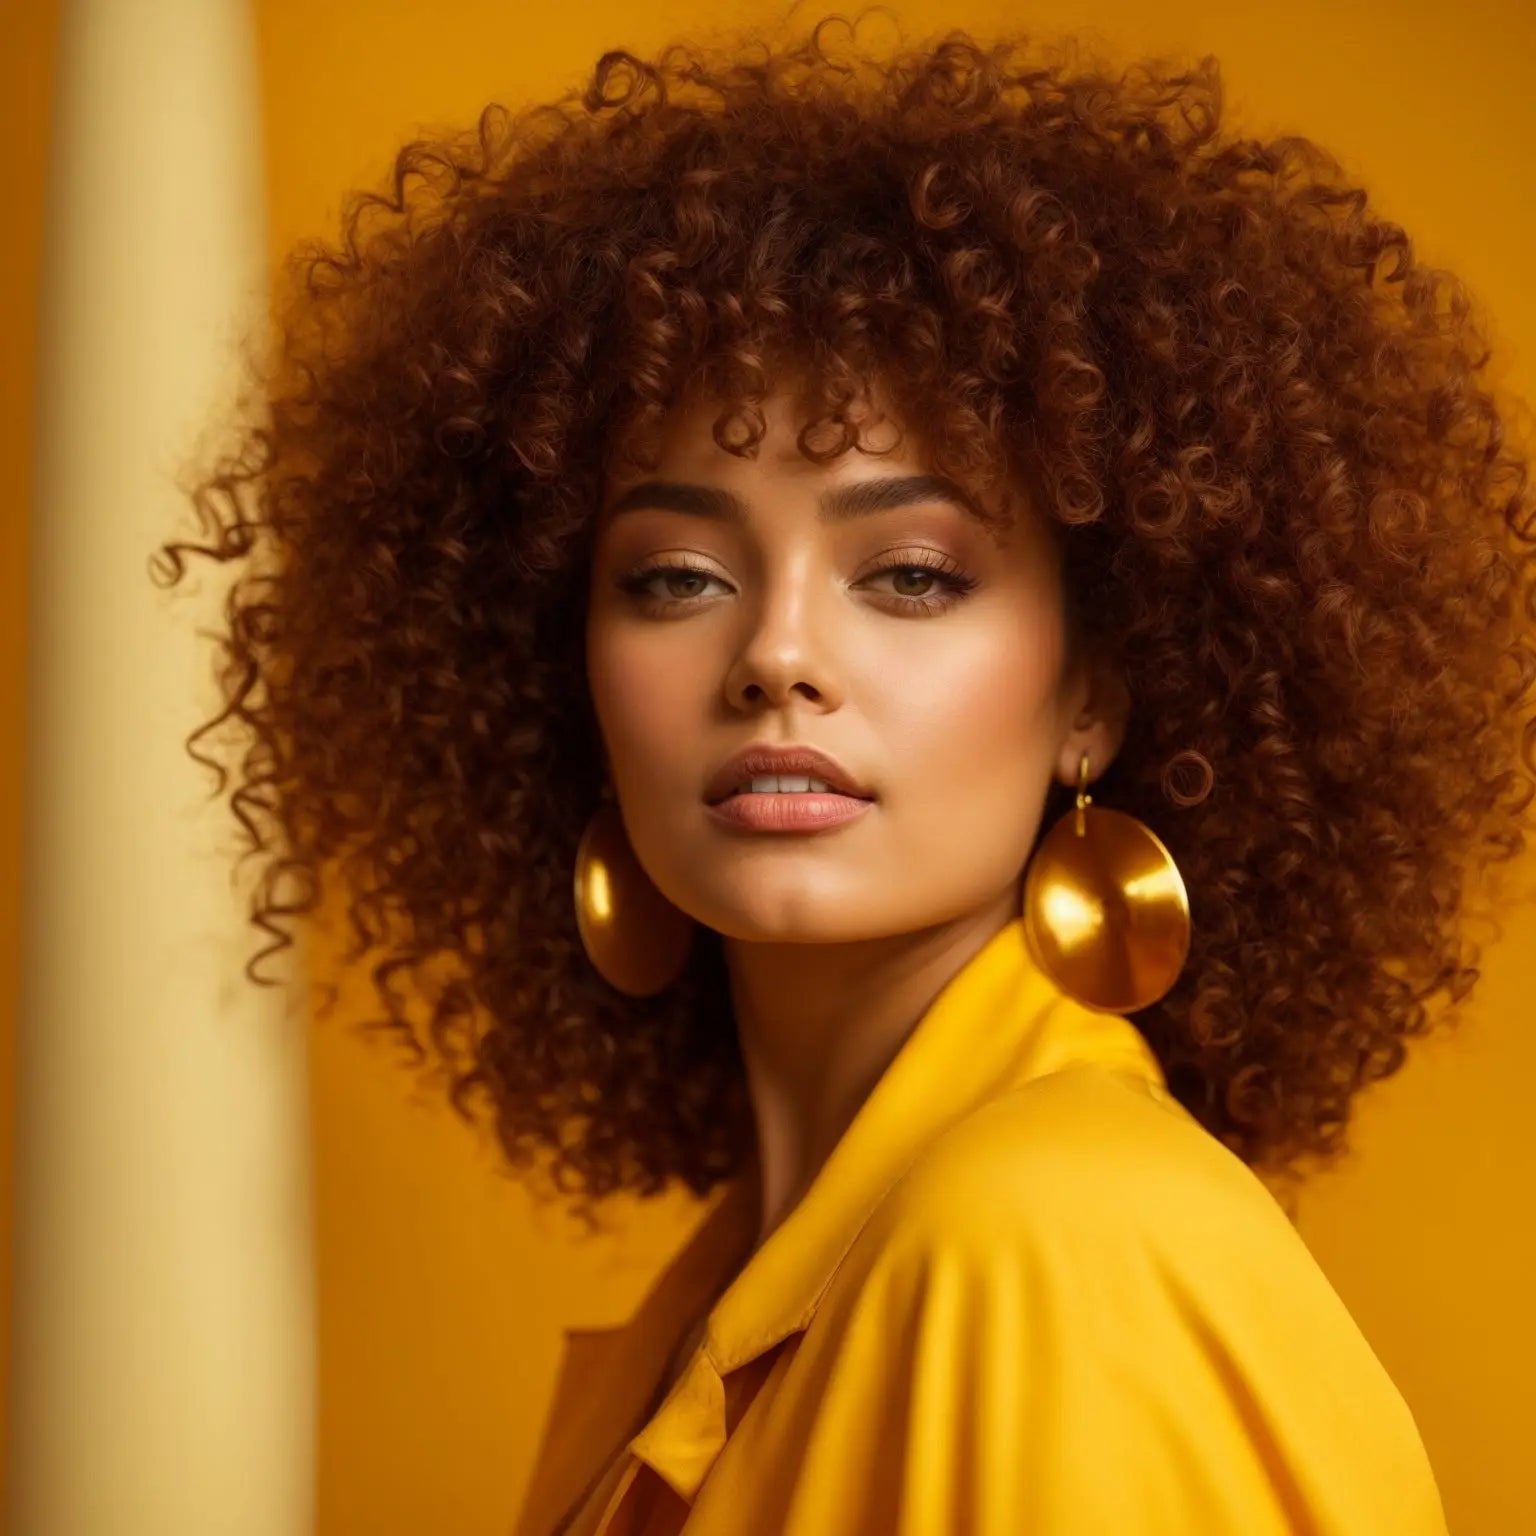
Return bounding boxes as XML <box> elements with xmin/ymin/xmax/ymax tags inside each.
<box><xmin>153</xmin><ymin>15</ymin><xmax>1536</xmax><ymax>1216</ymax></box>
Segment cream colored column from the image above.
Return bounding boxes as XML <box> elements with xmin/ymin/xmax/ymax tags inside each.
<box><xmin>7</xmin><ymin>2</ymin><xmax>315</xmax><ymax>1534</ymax></box>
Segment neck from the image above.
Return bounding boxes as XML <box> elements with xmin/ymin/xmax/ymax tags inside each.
<box><xmin>724</xmin><ymin>885</ymin><xmax>1021</xmax><ymax>1253</ymax></box>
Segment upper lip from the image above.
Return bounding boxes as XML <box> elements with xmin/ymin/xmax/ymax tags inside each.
<box><xmin>705</xmin><ymin>743</ymin><xmax>874</xmax><ymax>804</ymax></box>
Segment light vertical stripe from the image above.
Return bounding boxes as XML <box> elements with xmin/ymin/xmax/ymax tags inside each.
<box><xmin>8</xmin><ymin>2</ymin><xmax>314</xmax><ymax>1533</ymax></box>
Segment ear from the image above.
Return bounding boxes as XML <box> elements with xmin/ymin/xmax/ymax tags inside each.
<box><xmin>1055</xmin><ymin>644</ymin><xmax>1131</xmax><ymax>787</ymax></box>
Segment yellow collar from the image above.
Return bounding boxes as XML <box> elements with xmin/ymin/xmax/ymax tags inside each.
<box><xmin>628</xmin><ymin>912</ymin><xmax>1169</xmax><ymax>1503</ymax></box>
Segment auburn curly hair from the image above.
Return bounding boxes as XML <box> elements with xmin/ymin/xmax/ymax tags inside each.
<box><xmin>154</xmin><ymin>15</ymin><xmax>1536</xmax><ymax>1221</ymax></box>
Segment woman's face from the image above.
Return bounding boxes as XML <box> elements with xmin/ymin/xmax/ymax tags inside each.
<box><xmin>584</xmin><ymin>376</ymin><xmax>1117</xmax><ymax>945</ymax></box>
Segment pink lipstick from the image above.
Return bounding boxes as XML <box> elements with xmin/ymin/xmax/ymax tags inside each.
<box><xmin>706</xmin><ymin>789</ymin><xmax>874</xmax><ymax>832</ymax></box>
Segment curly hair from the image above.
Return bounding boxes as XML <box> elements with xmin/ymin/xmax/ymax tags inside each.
<box><xmin>154</xmin><ymin>14</ymin><xmax>1536</xmax><ymax>1221</ymax></box>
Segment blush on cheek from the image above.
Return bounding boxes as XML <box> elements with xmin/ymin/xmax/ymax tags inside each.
<box><xmin>588</xmin><ymin>643</ymin><xmax>711</xmax><ymax>802</ymax></box>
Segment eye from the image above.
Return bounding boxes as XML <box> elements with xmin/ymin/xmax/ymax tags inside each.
<box><xmin>614</xmin><ymin>550</ymin><xmax>979</xmax><ymax>616</ymax></box>
<box><xmin>617</xmin><ymin>559</ymin><xmax>729</xmax><ymax>610</ymax></box>
<box><xmin>859</xmin><ymin>551</ymin><xmax>979</xmax><ymax>615</ymax></box>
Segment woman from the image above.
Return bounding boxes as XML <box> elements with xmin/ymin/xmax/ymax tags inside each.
<box><xmin>156</xmin><ymin>15</ymin><xmax>1530</xmax><ymax>1533</ymax></box>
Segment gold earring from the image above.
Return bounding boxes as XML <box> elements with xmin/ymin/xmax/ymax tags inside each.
<box><xmin>1021</xmin><ymin>750</ymin><xmax>1191</xmax><ymax>1014</ymax></box>
<box><xmin>573</xmin><ymin>782</ymin><xmax>696</xmax><ymax>997</ymax></box>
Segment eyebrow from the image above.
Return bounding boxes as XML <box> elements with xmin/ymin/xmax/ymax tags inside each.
<box><xmin>600</xmin><ymin>472</ymin><xmax>983</xmax><ymax>525</ymax></box>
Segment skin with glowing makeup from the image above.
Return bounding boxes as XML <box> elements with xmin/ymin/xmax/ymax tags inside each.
<box><xmin>585</xmin><ymin>372</ymin><xmax>1132</xmax><ymax>1258</ymax></box>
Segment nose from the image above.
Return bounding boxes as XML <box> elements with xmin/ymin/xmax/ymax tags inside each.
<box><xmin>722</xmin><ymin>560</ymin><xmax>844</xmax><ymax>712</ymax></box>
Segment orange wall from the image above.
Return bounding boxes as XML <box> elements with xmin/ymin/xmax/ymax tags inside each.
<box><xmin>1</xmin><ymin>0</ymin><xmax>62</xmax><ymax>1486</ymax></box>
<box><xmin>6</xmin><ymin>3</ymin><xmax>1535</xmax><ymax>1533</ymax></box>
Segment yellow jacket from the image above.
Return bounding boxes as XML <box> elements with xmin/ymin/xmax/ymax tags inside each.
<box><xmin>529</xmin><ymin>914</ymin><xmax>1449</xmax><ymax>1535</ymax></box>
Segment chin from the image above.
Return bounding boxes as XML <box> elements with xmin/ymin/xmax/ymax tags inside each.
<box><xmin>691</xmin><ymin>889</ymin><xmax>889</xmax><ymax>946</ymax></box>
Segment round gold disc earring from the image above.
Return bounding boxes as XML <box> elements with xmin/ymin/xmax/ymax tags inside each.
<box><xmin>1021</xmin><ymin>750</ymin><xmax>1191</xmax><ymax>1014</ymax></box>
<box><xmin>572</xmin><ymin>783</ymin><xmax>696</xmax><ymax>997</ymax></box>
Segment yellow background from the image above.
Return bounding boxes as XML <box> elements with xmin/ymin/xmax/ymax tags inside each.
<box><xmin>3</xmin><ymin>1</ymin><xmax>1533</xmax><ymax>1532</ymax></box>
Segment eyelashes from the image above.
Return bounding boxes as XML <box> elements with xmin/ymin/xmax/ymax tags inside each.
<box><xmin>616</xmin><ymin>550</ymin><xmax>980</xmax><ymax>618</ymax></box>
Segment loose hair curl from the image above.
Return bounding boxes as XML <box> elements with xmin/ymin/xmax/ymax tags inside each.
<box><xmin>154</xmin><ymin>15</ymin><xmax>1536</xmax><ymax>1219</ymax></box>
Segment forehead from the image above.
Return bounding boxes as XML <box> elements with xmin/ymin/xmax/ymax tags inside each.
<box><xmin>599</xmin><ymin>381</ymin><xmax>1055</xmax><ymax>568</ymax></box>
<box><xmin>612</xmin><ymin>372</ymin><xmax>920</xmax><ymax>482</ymax></box>
<box><xmin>602</xmin><ymin>371</ymin><xmax>1001</xmax><ymax>527</ymax></box>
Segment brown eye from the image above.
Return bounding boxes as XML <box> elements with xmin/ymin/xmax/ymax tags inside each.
<box><xmin>617</xmin><ymin>561</ymin><xmax>729</xmax><ymax>611</ymax></box>
<box><xmin>663</xmin><ymin>570</ymin><xmax>709</xmax><ymax>599</ymax></box>
<box><xmin>889</xmin><ymin>568</ymin><xmax>938</xmax><ymax>597</ymax></box>
<box><xmin>862</xmin><ymin>554</ymin><xmax>979</xmax><ymax>615</ymax></box>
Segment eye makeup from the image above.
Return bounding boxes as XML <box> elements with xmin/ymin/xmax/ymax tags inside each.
<box><xmin>616</xmin><ymin>546</ymin><xmax>980</xmax><ymax>618</ymax></box>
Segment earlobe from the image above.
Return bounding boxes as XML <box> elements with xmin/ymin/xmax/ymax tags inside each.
<box><xmin>1058</xmin><ymin>653</ymin><xmax>1131</xmax><ymax>788</ymax></box>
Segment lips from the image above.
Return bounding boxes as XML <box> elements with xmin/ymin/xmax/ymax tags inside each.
<box><xmin>707</xmin><ymin>789</ymin><xmax>874</xmax><ymax>833</ymax></box>
<box><xmin>704</xmin><ymin>743</ymin><xmax>873</xmax><ymax>804</ymax></box>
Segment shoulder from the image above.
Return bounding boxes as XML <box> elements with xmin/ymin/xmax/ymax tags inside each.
<box><xmin>781</xmin><ymin>1067</ymin><xmax>1450</xmax><ymax>1535</ymax></box>
<box><xmin>832</xmin><ymin>1063</ymin><xmax>1319</xmax><ymax>1306</ymax></box>
<box><xmin>810</xmin><ymin>1062</ymin><xmax>1429</xmax><ymax>1461</ymax></box>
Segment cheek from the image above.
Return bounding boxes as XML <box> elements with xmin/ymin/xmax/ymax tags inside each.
<box><xmin>585</xmin><ymin>621</ymin><xmax>707</xmax><ymax>778</ymax></box>
<box><xmin>879</xmin><ymin>607</ymin><xmax>1063</xmax><ymax>788</ymax></box>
